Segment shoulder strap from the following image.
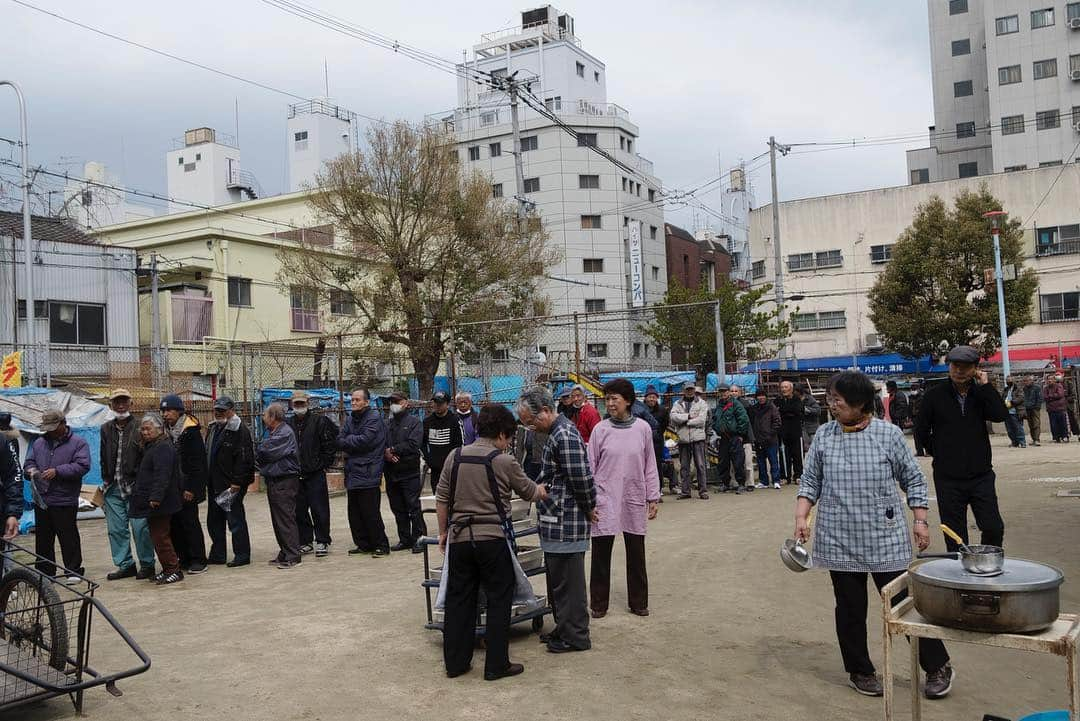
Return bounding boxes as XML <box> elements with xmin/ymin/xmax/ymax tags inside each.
<box><xmin>481</xmin><ymin>449</ymin><xmax>516</xmax><ymax>552</ymax></box>
<box><xmin>446</xmin><ymin>447</ymin><xmax>464</xmax><ymax>519</ymax></box>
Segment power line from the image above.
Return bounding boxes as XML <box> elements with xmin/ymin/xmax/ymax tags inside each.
<box><xmin>1022</xmin><ymin>137</ymin><xmax>1080</xmax><ymax>226</ymax></box>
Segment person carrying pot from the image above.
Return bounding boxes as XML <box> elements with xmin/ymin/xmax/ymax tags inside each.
<box><xmin>794</xmin><ymin>371</ymin><xmax>954</xmax><ymax>700</ymax></box>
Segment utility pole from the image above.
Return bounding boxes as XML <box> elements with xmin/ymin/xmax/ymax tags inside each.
<box><xmin>506</xmin><ymin>75</ymin><xmax>529</xmax><ymax>227</ymax></box>
<box><xmin>984</xmin><ymin>210</ymin><xmax>1012</xmax><ymax>379</ymax></box>
<box><xmin>714</xmin><ymin>300</ymin><xmax>726</xmax><ymax>383</ymax></box>
<box><xmin>769</xmin><ymin>136</ymin><xmax>790</xmax><ymax>370</ymax></box>
<box><xmin>150</xmin><ymin>252</ymin><xmax>162</xmax><ymax>390</ymax></box>
<box><xmin>2</xmin><ymin>81</ymin><xmax>35</xmax><ymax>385</ymax></box>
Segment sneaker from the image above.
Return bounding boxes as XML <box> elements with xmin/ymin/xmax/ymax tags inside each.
<box><xmin>106</xmin><ymin>565</ymin><xmax>137</xmax><ymax>581</ymax></box>
<box><xmin>676</xmin><ymin>493</ymin><xmax>692</xmax><ymax>500</ymax></box>
<box><xmin>753</xmin><ymin>483</ymin><xmax>766</xmax><ymax>489</ymax></box>
<box><xmin>744</xmin><ymin>485</ymin><xmax>755</xmax><ymax>492</ymax></box>
<box><xmin>314</xmin><ymin>542</ymin><xmax>330</xmax><ymax>557</ymax></box>
<box><xmin>734</xmin><ymin>486</ymin><xmax>745</xmax><ymax>495</ymax></box>
<box><xmin>277</xmin><ymin>560</ymin><xmax>300</xmax><ymax>569</ymax></box>
<box><xmin>390</xmin><ymin>542</ymin><xmax>412</xmax><ymax>552</ymax></box>
<box><xmin>1033</xmin><ymin>441</ymin><xmax>1041</xmax><ymax>446</ymax></box>
<box><xmin>849</xmin><ymin>673</ymin><xmax>884</xmax><ymax>697</ymax></box>
<box><xmin>62</xmin><ymin>575</ymin><xmax>83</xmax><ymax>585</ymax></box>
<box><xmin>372</xmin><ymin>548</ymin><xmax>389</xmax><ymax>558</ymax></box>
<box><xmin>773</xmin><ymin>482</ymin><xmax>782</xmax><ymax>490</ymax></box>
<box><xmin>156</xmin><ymin>571</ymin><xmax>184</xmax><ymax>585</ymax></box>
<box><xmin>348</xmin><ymin>547</ymin><xmax>370</xmax><ymax>555</ymax></box>
<box><xmin>299</xmin><ymin>544</ymin><xmax>315</xmax><ymax>556</ymax></box>
<box><xmin>152</xmin><ymin>571</ymin><xmax>167</xmax><ymax>583</ymax></box>
<box><xmin>187</xmin><ymin>562</ymin><xmax>208</xmax><ymax>575</ymax></box>
<box><xmin>226</xmin><ymin>559</ymin><xmax>250</xmax><ymax>568</ymax></box>
<box><xmin>923</xmin><ymin>664</ymin><xmax>954</xmax><ymax>699</ymax></box>
<box><xmin>698</xmin><ymin>492</ymin><xmax>709</xmax><ymax>500</ymax></box>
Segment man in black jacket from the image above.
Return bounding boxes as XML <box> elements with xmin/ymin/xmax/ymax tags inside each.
<box><xmin>1</xmin><ymin>413</ymin><xmax>20</xmax><ymax>541</ymax></box>
<box><xmin>915</xmin><ymin>346</ymin><xmax>1009</xmax><ymax>551</ymax></box>
<box><xmin>775</xmin><ymin>381</ymin><xmax>803</xmax><ymax>484</ymax></box>
<box><xmin>642</xmin><ymin>386</ymin><xmax>672</xmax><ymax>493</ymax></box>
<box><xmin>205</xmin><ymin>396</ymin><xmax>254</xmax><ymax>567</ymax></box>
<box><xmin>100</xmin><ymin>390</ymin><xmax>156</xmax><ymax>580</ymax></box>
<box><xmin>287</xmin><ymin>391</ymin><xmax>338</xmax><ymax>557</ymax></box>
<box><xmin>422</xmin><ymin>392</ymin><xmax>463</xmax><ymax>494</ymax></box>
<box><xmin>886</xmin><ymin>381</ymin><xmax>910</xmax><ymax>428</ymax></box>
<box><xmin>160</xmin><ymin>394</ymin><xmax>209</xmax><ymax>574</ymax></box>
<box><xmin>384</xmin><ymin>391</ymin><xmax>426</xmax><ymax>552</ymax></box>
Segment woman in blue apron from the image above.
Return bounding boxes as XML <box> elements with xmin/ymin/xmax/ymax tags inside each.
<box><xmin>435</xmin><ymin>405</ymin><xmax>547</xmax><ymax>681</ymax></box>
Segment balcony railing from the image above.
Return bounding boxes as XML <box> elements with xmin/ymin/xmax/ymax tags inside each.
<box><xmin>291</xmin><ymin>309</ymin><xmax>321</xmax><ymax>333</ymax></box>
<box><xmin>1036</xmin><ymin>238</ymin><xmax>1080</xmax><ymax>257</ymax></box>
<box><xmin>577</xmin><ymin>100</ymin><xmax>629</xmax><ymax>120</ymax></box>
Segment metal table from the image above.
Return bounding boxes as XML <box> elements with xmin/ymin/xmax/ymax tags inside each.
<box><xmin>881</xmin><ymin>572</ymin><xmax>1080</xmax><ymax>721</ymax></box>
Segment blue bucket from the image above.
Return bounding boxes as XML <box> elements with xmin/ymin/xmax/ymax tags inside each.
<box><xmin>1018</xmin><ymin>712</ymin><xmax>1069</xmax><ymax>721</ymax></box>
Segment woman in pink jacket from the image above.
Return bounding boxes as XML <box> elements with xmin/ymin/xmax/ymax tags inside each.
<box><xmin>588</xmin><ymin>378</ymin><xmax>660</xmax><ymax>618</ymax></box>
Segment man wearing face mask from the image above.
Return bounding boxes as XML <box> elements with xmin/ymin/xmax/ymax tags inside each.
<box><xmin>384</xmin><ymin>391</ymin><xmax>426</xmax><ymax>552</ymax></box>
<box><xmin>455</xmin><ymin>392</ymin><xmax>479</xmax><ymax>446</ymax></box>
<box><xmin>160</xmin><ymin>394</ymin><xmax>209</xmax><ymax>574</ymax></box>
<box><xmin>99</xmin><ymin>389</ymin><xmax>156</xmax><ymax>580</ymax></box>
<box><xmin>570</xmin><ymin>385</ymin><xmax>601</xmax><ymax>444</ymax></box>
<box><xmin>288</xmin><ymin>391</ymin><xmax>338</xmax><ymax>558</ymax></box>
<box><xmin>205</xmin><ymin>396</ymin><xmax>254</xmax><ymax>567</ymax></box>
<box><xmin>1</xmin><ymin>413</ymin><xmax>22</xmax><ymax>542</ymax></box>
<box><xmin>339</xmin><ymin>388</ymin><xmax>390</xmax><ymax>557</ymax></box>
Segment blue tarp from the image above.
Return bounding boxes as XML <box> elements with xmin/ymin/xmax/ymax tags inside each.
<box><xmin>705</xmin><ymin>373</ymin><xmax>759</xmax><ymax>394</ymax></box>
<box><xmin>407</xmin><ymin>376</ymin><xmax>527</xmax><ymax>406</ymax></box>
<box><xmin>261</xmin><ymin>387</ymin><xmax>348</xmax><ymax>410</ymax></box>
<box><xmin>741</xmin><ymin>353</ymin><xmax>946</xmax><ymax>375</ymax></box>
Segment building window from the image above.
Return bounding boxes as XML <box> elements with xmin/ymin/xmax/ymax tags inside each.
<box><xmin>581</xmin><ymin>215</ymin><xmax>602</xmax><ymax>230</ymax></box>
<box><xmin>624</xmin><ymin>216</ymin><xmax>630</xmax><ymax>227</ymax></box>
<box><xmin>1034</xmin><ymin>59</ymin><xmax>1058</xmax><ymax>80</ymax></box>
<box><xmin>330</xmin><ymin>290</ymin><xmax>356</xmax><ymax>316</ymax></box>
<box><xmin>490</xmin><ymin>68</ymin><xmax>507</xmax><ymax>80</ymax></box>
<box><xmin>818</xmin><ymin>311</ymin><xmax>847</xmax><ymax>330</ymax></box>
<box><xmin>184</xmin><ymin>163</ymin><xmax>196</xmax><ymax>173</ymax></box>
<box><xmin>227</xmin><ymin>277</ymin><xmax>252</xmax><ymax>307</ymax></box>
<box><xmin>583</xmin><ymin>258</ymin><xmax>604</xmax><ymax>272</ymax></box>
<box><xmin>787</xmin><ymin>252</ymin><xmax>815</xmax><ymax>271</ymax></box>
<box><xmin>15</xmin><ymin>300</ymin><xmax>47</xmax><ymax>319</ymax></box>
<box><xmin>520</xmin><ymin>135</ymin><xmax>537</xmax><ymax>152</ymax></box>
<box><xmin>999</xmin><ymin>65</ymin><xmax>1022</xmax><ymax>85</ymax></box>
<box><xmin>953</xmin><ymin>80</ymin><xmax>973</xmax><ymax>97</ymax></box>
<box><xmin>480</xmin><ymin>111</ymin><xmax>497</xmax><ymax>127</ymax></box>
<box><xmin>635</xmin><ymin>182</ymin><xmax>641</xmax><ymax>196</ymax></box>
<box><xmin>594</xmin><ymin>71</ymin><xmax>600</xmax><ymax>82</ymax></box>
<box><xmin>627</xmin><ymin>139</ymin><xmax>633</xmax><ymax>153</ymax></box>
<box><xmin>1005</xmin><ymin>164</ymin><xmax>1028</xmax><ymax>172</ymax></box>
<box><xmin>177</xmin><ymin>157</ymin><xmax>184</xmax><ymax>165</ymax></box>
<box><xmin>584</xmin><ymin>298</ymin><xmax>606</xmax><ymax>312</ymax></box>
<box><xmin>579</xmin><ymin>174</ymin><xmax>600</xmax><ymax>190</ymax></box>
<box><xmin>467</xmin><ymin>146</ymin><xmax>480</xmax><ymax>161</ymax></box>
<box><xmin>910</xmin><ymin>168</ymin><xmax>930</xmax><ymax>184</ymax></box>
<box><xmin>815</xmin><ymin>249</ymin><xmax>843</xmax><ymax>268</ymax></box>
<box><xmin>648</xmin><ymin>188</ymin><xmax>655</xmax><ymax>202</ymax></box>
<box><xmin>1037</xmin><ymin>109</ymin><xmax>1060</xmax><ymax>130</ymax></box>
<box><xmin>586</xmin><ymin>343</ymin><xmax>608</xmax><ymax>358</ymax></box>
<box><xmin>995</xmin><ymin>15</ymin><xmax>1019</xmax><ymax>34</ymax></box>
<box><xmin>870</xmin><ymin>244</ymin><xmax>893</xmax><ymax>264</ymax></box>
<box><xmin>949</xmin><ymin>0</ymin><xmax>967</xmax><ymax>14</ymax></box>
<box><xmin>792</xmin><ymin>313</ymin><xmax>818</xmax><ymax>332</ymax></box>
<box><xmin>577</xmin><ymin>133</ymin><xmax>597</xmax><ymax>147</ymax></box>
<box><xmin>47</xmin><ymin>302</ymin><xmax>105</xmax><ymax>346</ymax></box>
<box><xmin>1074</xmin><ymin>106</ymin><xmax>1080</xmax><ymax>124</ymax></box>
<box><xmin>1041</xmin><ymin>292</ymin><xmax>1080</xmax><ymax>322</ymax></box>
<box><xmin>649</xmin><ymin>226</ymin><xmax>657</xmax><ymax>240</ymax></box>
<box><xmin>489</xmin><ymin>142</ymin><xmax>501</xmax><ymax>157</ymax></box>
<box><xmin>491</xmin><ymin>349</ymin><xmax>509</xmax><ymax>362</ymax></box>
<box><xmin>290</xmin><ymin>286</ymin><xmax>320</xmax><ymax>333</ymax></box>
<box><xmin>1031</xmin><ymin>7</ymin><xmax>1055</xmax><ymax>28</ymax></box>
<box><xmin>523</xmin><ymin>177</ymin><xmax>540</xmax><ymax>193</ymax></box>
<box><xmin>956</xmin><ymin>121</ymin><xmax>976</xmax><ymax>138</ymax></box>
<box><xmin>951</xmin><ymin>38</ymin><xmax>971</xmax><ymax>56</ymax></box>
<box><xmin>1001</xmin><ymin>114</ymin><xmax>1025</xmax><ymax>135</ymax></box>
<box><xmin>492</xmin><ymin>183</ymin><xmax>503</xmax><ymax>198</ymax></box>
<box><xmin>576</xmin><ymin>62</ymin><xmax>585</xmax><ymax>78</ymax></box>
<box><xmin>544</xmin><ymin>96</ymin><xmax>562</xmax><ymax>112</ymax></box>
<box><xmin>1037</xmin><ymin>224</ymin><xmax>1080</xmax><ymax>255</ymax></box>
<box><xmin>294</xmin><ymin>130</ymin><xmax>308</xmax><ymax>142</ymax></box>
<box><xmin>651</xmin><ymin>266</ymin><xmax>660</xmax><ymax>280</ymax></box>
<box><xmin>619</xmin><ymin>136</ymin><xmax>626</xmax><ymax>150</ymax></box>
<box><xmin>1070</xmin><ymin>2</ymin><xmax>1080</xmax><ymax>21</ymax></box>
<box><xmin>622</xmin><ymin>177</ymin><xmax>628</xmax><ymax>191</ymax></box>
<box><xmin>958</xmin><ymin>161</ymin><xmax>979</xmax><ymax>178</ymax></box>
<box><xmin>632</xmin><ymin>342</ymin><xmax>642</xmax><ymax>358</ymax></box>
<box><xmin>195</xmin><ymin>153</ymin><xmax>201</xmax><ymax>161</ymax></box>
<box><xmin>1040</xmin><ymin>160</ymin><xmax>1064</xmax><ymax>167</ymax></box>
<box><xmin>752</xmin><ymin>260</ymin><xmax>766</xmax><ymax>279</ymax></box>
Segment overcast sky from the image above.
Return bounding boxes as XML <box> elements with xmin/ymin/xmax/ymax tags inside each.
<box><xmin>1</xmin><ymin>0</ymin><xmax>933</xmax><ymax>227</ymax></box>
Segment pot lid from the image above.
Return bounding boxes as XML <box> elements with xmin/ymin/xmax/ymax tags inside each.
<box><xmin>910</xmin><ymin>557</ymin><xmax>1064</xmax><ymax>592</ymax></box>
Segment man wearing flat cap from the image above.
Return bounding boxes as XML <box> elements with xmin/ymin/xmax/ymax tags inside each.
<box><xmin>287</xmin><ymin>390</ymin><xmax>338</xmax><ymax>558</ymax></box>
<box><xmin>100</xmin><ymin>389</ymin><xmax>156</xmax><ymax>580</ymax></box>
<box><xmin>383</xmin><ymin>391</ymin><xmax>425</xmax><ymax>551</ymax></box>
<box><xmin>915</xmin><ymin>345</ymin><xmax>1009</xmax><ymax>551</ymax></box>
<box><xmin>205</xmin><ymin>395</ymin><xmax>254</xmax><ymax>567</ymax></box>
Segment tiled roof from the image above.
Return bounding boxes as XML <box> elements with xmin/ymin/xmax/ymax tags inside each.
<box><xmin>0</xmin><ymin>210</ymin><xmax>97</xmax><ymax>245</ymax></box>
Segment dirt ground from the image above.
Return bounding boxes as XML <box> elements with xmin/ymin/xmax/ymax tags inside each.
<box><xmin>9</xmin><ymin>434</ymin><xmax>1080</xmax><ymax>721</ymax></box>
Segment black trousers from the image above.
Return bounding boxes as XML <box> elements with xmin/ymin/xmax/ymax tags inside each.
<box><xmin>934</xmin><ymin>470</ymin><xmax>1005</xmax><ymax>551</ymax></box>
<box><xmin>385</xmin><ymin>475</ymin><xmax>426</xmax><ymax>546</ymax></box>
<box><xmin>207</xmin><ymin>489</ymin><xmax>251</xmax><ymax>563</ymax></box>
<box><xmin>428</xmin><ymin>462</ymin><xmax>446</xmax><ymax>494</ymax></box>
<box><xmin>33</xmin><ymin>505</ymin><xmax>82</xmax><ymax>577</ymax></box>
<box><xmin>714</xmin><ymin>435</ymin><xmax>746</xmax><ymax>486</ymax></box>
<box><xmin>170</xmin><ymin>500</ymin><xmax>207</xmax><ymax>567</ymax></box>
<box><xmin>443</xmin><ymin>539</ymin><xmax>515</xmax><ymax>676</ymax></box>
<box><xmin>781</xmin><ymin>432</ymin><xmax>803</xmax><ymax>481</ymax></box>
<box><xmin>266</xmin><ymin>475</ymin><xmax>301</xmax><ymax>563</ymax></box>
<box><xmin>830</xmin><ymin>570</ymin><xmax>949</xmax><ymax>675</ymax></box>
<box><xmin>295</xmin><ymin>470</ymin><xmax>332</xmax><ymax>546</ymax></box>
<box><xmin>347</xmin><ymin>487</ymin><xmax>389</xmax><ymax>552</ymax></box>
<box><xmin>590</xmin><ymin>533</ymin><xmax>648</xmax><ymax>614</ymax></box>
<box><xmin>543</xmin><ymin>551</ymin><xmax>590</xmax><ymax>650</ymax></box>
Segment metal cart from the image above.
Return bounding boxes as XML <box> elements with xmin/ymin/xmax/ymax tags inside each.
<box><xmin>419</xmin><ymin>502</ymin><xmax>551</xmax><ymax>635</ymax></box>
<box><xmin>0</xmin><ymin>540</ymin><xmax>151</xmax><ymax>714</ymax></box>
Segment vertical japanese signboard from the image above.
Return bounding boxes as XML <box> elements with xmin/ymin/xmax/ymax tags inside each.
<box><xmin>629</xmin><ymin>220</ymin><xmax>645</xmax><ymax>308</ymax></box>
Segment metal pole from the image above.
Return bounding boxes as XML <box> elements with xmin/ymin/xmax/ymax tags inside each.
<box><xmin>1</xmin><ymin>81</ymin><xmax>34</xmax><ymax>385</ymax></box>
<box><xmin>984</xmin><ymin>211</ymin><xmax>1011</xmax><ymax>379</ymax></box>
<box><xmin>150</xmin><ymin>252</ymin><xmax>162</xmax><ymax>390</ymax></box>
<box><xmin>336</xmin><ymin>333</ymin><xmax>344</xmax><ymax>428</ymax></box>
<box><xmin>448</xmin><ymin>326</ymin><xmax>458</xmax><ymax>399</ymax></box>
<box><xmin>769</xmin><ymin>136</ymin><xmax>787</xmax><ymax>370</ymax></box>
<box><xmin>573</xmin><ymin>312</ymin><xmax>581</xmax><ymax>378</ymax></box>
<box><xmin>507</xmin><ymin>79</ymin><xmax>527</xmax><ymax>227</ymax></box>
<box><xmin>714</xmin><ymin>300</ymin><xmax>726</xmax><ymax>383</ymax></box>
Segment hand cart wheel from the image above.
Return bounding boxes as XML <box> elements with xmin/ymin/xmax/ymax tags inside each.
<box><xmin>0</xmin><ymin>568</ymin><xmax>70</xmax><ymax>670</ymax></box>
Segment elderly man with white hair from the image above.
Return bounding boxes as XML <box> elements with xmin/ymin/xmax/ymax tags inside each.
<box><xmin>256</xmin><ymin>402</ymin><xmax>302</xmax><ymax>569</ymax></box>
<box><xmin>455</xmin><ymin>392</ymin><xmax>479</xmax><ymax>445</ymax></box>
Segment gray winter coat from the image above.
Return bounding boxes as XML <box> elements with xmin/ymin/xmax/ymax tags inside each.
<box><xmin>256</xmin><ymin>423</ymin><xmax>300</xmax><ymax>479</ymax></box>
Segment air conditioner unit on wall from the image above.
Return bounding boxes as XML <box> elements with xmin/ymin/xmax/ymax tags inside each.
<box><xmin>1073</xmin><ymin>120</ymin><xmax>1080</xmax><ymax>132</ymax></box>
<box><xmin>1070</xmin><ymin>16</ymin><xmax>1080</xmax><ymax>28</ymax></box>
<box><xmin>1071</xmin><ymin>69</ymin><xmax>1080</xmax><ymax>80</ymax></box>
<box><xmin>864</xmin><ymin>333</ymin><xmax>884</xmax><ymax>350</ymax></box>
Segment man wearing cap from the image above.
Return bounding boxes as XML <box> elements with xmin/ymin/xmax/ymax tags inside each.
<box><xmin>711</xmin><ymin>384</ymin><xmax>749</xmax><ymax>495</ymax></box>
<box><xmin>670</xmin><ymin>381</ymin><xmax>709</xmax><ymax>498</ymax></box>
<box><xmin>339</xmin><ymin>389</ymin><xmax>390</xmax><ymax>557</ymax></box>
<box><xmin>422</xmin><ymin>391</ymin><xmax>463</xmax><ymax>494</ymax></box>
<box><xmin>1</xmin><ymin>413</ymin><xmax>24</xmax><ymax>540</ymax></box>
<box><xmin>205</xmin><ymin>396</ymin><xmax>254</xmax><ymax>567</ymax></box>
<box><xmin>287</xmin><ymin>390</ymin><xmax>338</xmax><ymax>558</ymax></box>
<box><xmin>24</xmin><ymin>409</ymin><xmax>90</xmax><ymax>578</ymax></box>
<box><xmin>915</xmin><ymin>346</ymin><xmax>1009</xmax><ymax>551</ymax></box>
<box><xmin>1045</xmin><ymin>375</ymin><xmax>1070</xmax><ymax>443</ymax></box>
<box><xmin>570</xmin><ymin>385</ymin><xmax>601</xmax><ymax>444</ymax></box>
<box><xmin>642</xmin><ymin>386</ymin><xmax>672</xmax><ymax>492</ymax></box>
<box><xmin>99</xmin><ymin>390</ymin><xmax>156</xmax><ymax>580</ymax></box>
<box><xmin>160</xmin><ymin>394</ymin><xmax>209</xmax><ymax>574</ymax></box>
<box><xmin>557</xmin><ymin>387</ymin><xmax>577</xmax><ymax>421</ymax></box>
<box><xmin>384</xmin><ymin>391</ymin><xmax>426</xmax><ymax>552</ymax></box>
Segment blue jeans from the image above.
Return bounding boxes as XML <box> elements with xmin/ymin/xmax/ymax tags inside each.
<box><xmin>103</xmin><ymin>482</ymin><xmax>155</xmax><ymax>571</ymax></box>
<box><xmin>755</xmin><ymin>445</ymin><xmax>781</xmax><ymax>486</ymax></box>
<box><xmin>1004</xmin><ymin>413</ymin><xmax>1026</xmax><ymax>447</ymax></box>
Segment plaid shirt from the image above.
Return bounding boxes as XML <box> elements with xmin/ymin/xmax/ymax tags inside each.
<box><xmin>536</xmin><ymin>415</ymin><xmax>597</xmax><ymax>545</ymax></box>
<box><xmin>798</xmin><ymin>419</ymin><xmax>928</xmax><ymax>573</ymax></box>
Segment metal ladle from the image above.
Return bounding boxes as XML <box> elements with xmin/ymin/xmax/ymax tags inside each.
<box><xmin>940</xmin><ymin>523</ymin><xmax>974</xmax><ymax>553</ymax></box>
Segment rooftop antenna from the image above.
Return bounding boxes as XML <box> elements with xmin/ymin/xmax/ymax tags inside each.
<box><xmin>234</xmin><ymin>98</ymin><xmax>240</xmax><ymax>146</ymax></box>
<box><xmin>324</xmin><ymin>59</ymin><xmax>329</xmax><ymax>97</ymax></box>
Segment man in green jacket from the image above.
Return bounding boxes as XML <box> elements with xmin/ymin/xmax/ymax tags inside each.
<box><xmin>711</xmin><ymin>384</ymin><xmax>750</xmax><ymax>494</ymax></box>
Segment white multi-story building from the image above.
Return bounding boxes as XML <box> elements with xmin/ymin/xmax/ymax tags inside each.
<box><xmin>908</xmin><ymin>0</ymin><xmax>1080</xmax><ymax>183</ymax></box>
<box><xmin>749</xmin><ymin>164</ymin><xmax>1080</xmax><ymax>368</ymax></box>
<box><xmin>61</xmin><ymin>162</ymin><xmax>155</xmax><ymax>230</ymax></box>
<box><xmin>165</xmin><ymin>127</ymin><xmax>261</xmax><ymax>213</ymax></box>
<box><xmin>430</xmin><ymin>6</ymin><xmax>667</xmax><ymax>370</ymax></box>
<box><xmin>286</xmin><ymin>98</ymin><xmax>359</xmax><ymax>192</ymax></box>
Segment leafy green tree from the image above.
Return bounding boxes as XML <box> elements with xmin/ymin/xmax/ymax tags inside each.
<box><xmin>867</xmin><ymin>186</ymin><xmax>1037</xmax><ymax>358</ymax></box>
<box><xmin>643</xmin><ymin>280</ymin><xmax>789</xmax><ymax>373</ymax></box>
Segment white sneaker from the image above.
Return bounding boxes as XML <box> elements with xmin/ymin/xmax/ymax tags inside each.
<box><xmin>754</xmin><ymin>483</ymin><xmax>766</xmax><ymax>489</ymax></box>
<box><xmin>314</xmin><ymin>542</ymin><xmax>329</xmax><ymax>557</ymax></box>
<box><xmin>772</xmin><ymin>482</ymin><xmax>782</xmax><ymax>490</ymax></box>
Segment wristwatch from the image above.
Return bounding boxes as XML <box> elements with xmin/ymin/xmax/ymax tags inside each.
<box><xmin>913</xmin><ymin>519</ymin><xmax>929</xmax><ymax>527</ymax></box>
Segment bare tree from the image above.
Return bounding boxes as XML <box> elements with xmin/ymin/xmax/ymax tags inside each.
<box><xmin>277</xmin><ymin>121</ymin><xmax>557</xmax><ymax>398</ymax></box>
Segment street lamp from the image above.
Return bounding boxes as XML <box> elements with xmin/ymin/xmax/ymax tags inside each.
<box><xmin>983</xmin><ymin>210</ymin><xmax>1011</xmax><ymax>378</ymax></box>
<box><xmin>0</xmin><ymin>80</ymin><xmax>34</xmax><ymax>386</ymax></box>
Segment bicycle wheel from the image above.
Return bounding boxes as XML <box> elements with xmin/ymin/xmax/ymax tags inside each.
<box><xmin>0</xmin><ymin>568</ymin><xmax>70</xmax><ymax>671</ymax></box>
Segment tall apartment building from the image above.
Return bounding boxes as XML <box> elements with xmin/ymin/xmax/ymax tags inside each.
<box><xmin>908</xmin><ymin>0</ymin><xmax>1080</xmax><ymax>183</ymax></box>
<box><xmin>166</xmin><ymin>127</ymin><xmax>261</xmax><ymax>213</ymax></box>
<box><xmin>430</xmin><ymin>6</ymin><xmax>667</xmax><ymax>370</ymax></box>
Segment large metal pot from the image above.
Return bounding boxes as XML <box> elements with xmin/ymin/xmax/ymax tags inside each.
<box><xmin>908</xmin><ymin>557</ymin><xmax>1064</xmax><ymax>633</ymax></box>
